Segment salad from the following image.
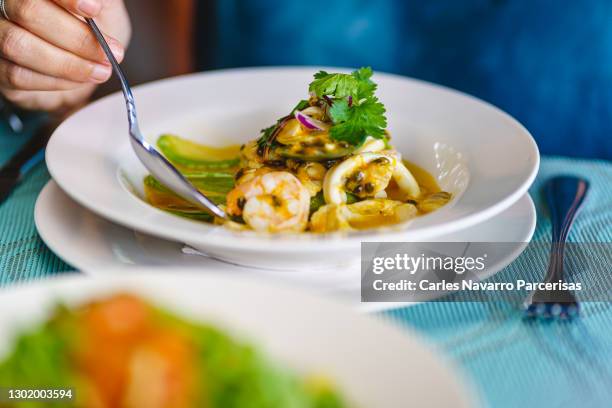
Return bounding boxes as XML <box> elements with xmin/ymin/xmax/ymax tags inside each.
<box><xmin>145</xmin><ymin>67</ymin><xmax>451</xmax><ymax>233</ymax></box>
<box><xmin>0</xmin><ymin>294</ymin><xmax>348</xmax><ymax>408</ymax></box>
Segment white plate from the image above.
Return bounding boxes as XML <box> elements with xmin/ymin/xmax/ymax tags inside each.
<box><xmin>35</xmin><ymin>181</ymin><xmax>536</xmax><ymax>312</ymax></box>
<box><xmin>0</xmin><ymin>271</ymin><xmax>478</xmax><ymax>407</ymax></box>
<box><xmin>46</xmin><ymin>67</ymin><xmax>538</xmax><ymax>268</ymax></box>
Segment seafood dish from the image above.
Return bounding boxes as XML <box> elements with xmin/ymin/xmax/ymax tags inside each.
<box><xmin>0</xmin><ymin>294</ymin><xmax>348</xmax><ymax>408</ymax></box>
<box><xmin>144</xmin><ymin>67</ymin><xmax>451</xmax><ymax>233</ymax></box>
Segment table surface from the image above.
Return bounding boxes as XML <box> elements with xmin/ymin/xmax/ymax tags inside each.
<box><xmin>1</xmin><ymin>122</ymin><xmax>611</xmax><ymax>408</ymax></box>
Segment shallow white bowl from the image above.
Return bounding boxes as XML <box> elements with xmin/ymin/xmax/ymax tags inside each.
<box><xmin>46</xmin><ymin>67</ymin><xmax>539</xmax><ymax>268</ymax></box>
<box><xmin>0</xmin><ymin>271</ymin><xmax>477</xmax><ymax>407</ymax></box>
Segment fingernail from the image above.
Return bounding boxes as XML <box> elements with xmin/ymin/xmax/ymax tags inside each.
<box><xmin>77</xmin><ymin>0</ymin><xmax>102</xmax><ymax>17</ymax></box>
<box><xmin>108</xmin><ymin>40</ymin><xmax>124</xmax><ymax>61</ymax></box>
<box><xmin>90</xmin><ymin>64</ymin><xmax>111</xmax><ymax>82</ymax></box>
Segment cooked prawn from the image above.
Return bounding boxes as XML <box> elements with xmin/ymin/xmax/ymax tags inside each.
<box><xmin>226</xmin><ymin>171</ymin><xmax>310</xmax><ymax>233</ymax></box>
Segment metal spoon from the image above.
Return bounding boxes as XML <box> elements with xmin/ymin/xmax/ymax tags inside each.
<box><xmin>524</xmin><ymin>176</ymin><xmax>589</xmax><ymax>319</ymax></box>
<box><xmin>85</xmin><ymin>19</ymin><xmax>225</xmax><ymax>219</ymax></box>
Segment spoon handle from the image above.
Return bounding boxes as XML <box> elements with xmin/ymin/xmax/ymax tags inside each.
<box><xmin>544</xmin><ymin>176</ymin><xmax>589</xmax><ymax>282</ymax></box>
<box><xmin>85</xmin><ymin>18</ymin><xmax>138</xmax><ymax>133</ymax></box>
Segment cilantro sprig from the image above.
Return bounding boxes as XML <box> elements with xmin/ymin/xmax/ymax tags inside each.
<box><xmin>256</xmin><ymin>67</ymin><xmax>387</xmax><ymax>155</ymax></box>
<box><xmin>310</xmin><ymin>67</ymin><xmax>387</xmax><ymax>145</ymax></box>
<box><xmin>327</xmin><ymin>96</ymin><xmax>387</xmax><ymax>143</ymax></box>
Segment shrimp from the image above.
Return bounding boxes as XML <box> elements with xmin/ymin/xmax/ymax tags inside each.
<box><xmin>323</xmin><ymin>152</ymin><xmax>396</xmax><ymax>205</ymax></box>
<box><xmin>226</xmin><ymin>171</ymin><xmax>310</xmax><ymax>233</ymax></box>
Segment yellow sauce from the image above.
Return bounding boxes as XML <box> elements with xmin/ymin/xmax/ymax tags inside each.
<box><xmin>385</xmin><ymin>160</ymin><xmax>442</xmax><ymax>198</ymax></box>
<box><xmin>383</xmin><ymin>160</ymin><xmax>450</xmax><ymax>217</ymax></box>
<box><xmin>402</xmin><ymin>160</ymin><xmax>442</xmax><ymax>195</ymax></box>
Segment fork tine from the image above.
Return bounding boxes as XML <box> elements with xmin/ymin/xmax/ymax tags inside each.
<box><xmin>523</xmin><ymin>299</ymin><xmax>579</xmax><ymax>320</ymax></box>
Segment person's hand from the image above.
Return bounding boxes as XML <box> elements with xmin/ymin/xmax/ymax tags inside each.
<box><xmin>0</xmin><ymin>0</ymin><xmax>131</xmax><ymax>114</ymax></box>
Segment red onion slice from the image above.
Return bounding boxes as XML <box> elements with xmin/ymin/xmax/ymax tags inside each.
<box><xmin>295</xmin><ymin>110</ymin><xmax>329</xmax><ymax>131</ymax></box>
<box><xmin>301</xmin><ymin>106</ymin><xmax>324</xmax><ymax>118</ymax></box>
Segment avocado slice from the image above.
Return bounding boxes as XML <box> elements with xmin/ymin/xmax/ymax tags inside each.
<box><xmin>157</xmin><ymin>134</ymin><xmax>240</xmax><ymax>170</ymax></box>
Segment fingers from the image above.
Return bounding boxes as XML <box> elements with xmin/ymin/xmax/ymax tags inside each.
<box><xmin>0</xmin><ymin>0</ymin><xmax>129</xmax><ymax>113</ymax></box>
<box><xmin>3</xmin><ymin>0</ymin><xmax>124</xmax><ymax>64</ymax></box>
<box><xmin>0</xmin><ymin>59</ymin><xmax>82</xmax><ymax>91</ymax></box>
<box><xmin>0</xmin><ymin>20</ymin><xmax>112</xmax><ymax>83</ymax></box>
<box><xmin>2</xmin><ymin>86</ymin><xmax>95</xmax><ymax>112</ymax></box>
<box><xmin>51</xmin><ymin>0</ymin><xmax>104</xmax><ymax>18</ymax></box>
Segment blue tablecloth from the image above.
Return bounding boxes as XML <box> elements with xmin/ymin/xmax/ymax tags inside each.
<box><xmin>382</xmin><ymin>157</ymin><xmax>612</xmax><ymax>408</ymax></box>
<box><xmin>1</xmin><ymin>124</ymin><xmax>611</xmax><ymax>407</ymax></box>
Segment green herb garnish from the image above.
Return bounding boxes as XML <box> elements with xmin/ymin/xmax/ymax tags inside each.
<box><xmin>257</xmin><ymin>67</ymin><xmax>388</xmax><ymax>153</ymax></box>
<box><xmin>311</xmin><ymin>67</ymin><xmax>387</xmax><ymax>145</ymax></box>
<box><xmin>309</xmin><ymin>66</ymin><xmax>377</xmax><ymax>100</ymax></box>
<box><xmin>327</xmin><ymin>96</ymin><xmax>387</xmax><ymax>143</ymax></box>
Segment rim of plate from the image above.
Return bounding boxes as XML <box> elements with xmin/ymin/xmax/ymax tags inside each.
<box><xmin>0</xmin><ymin>271</ymin><xmax>479</xmax><ymax>407</ymax></box>
<box><xmin>46</xmin><ymin>67</ymin><xmax>539</xmax><ymax>251</ymax></box>
<box><xmin>33</xmin><ymin>181</ymin><xmax>536</xmax><ymax>313</ymax></box>
<box><xmin>34</xmin><ymin>180</ymin><xmax>535</xmax><ymax>276</ymax></box>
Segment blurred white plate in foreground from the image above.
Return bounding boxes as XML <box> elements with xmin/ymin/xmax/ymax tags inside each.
<box><xmin>0</xmin><ymin>272</ymin><xmax>478</xmax><ymax>407</ymax></box>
